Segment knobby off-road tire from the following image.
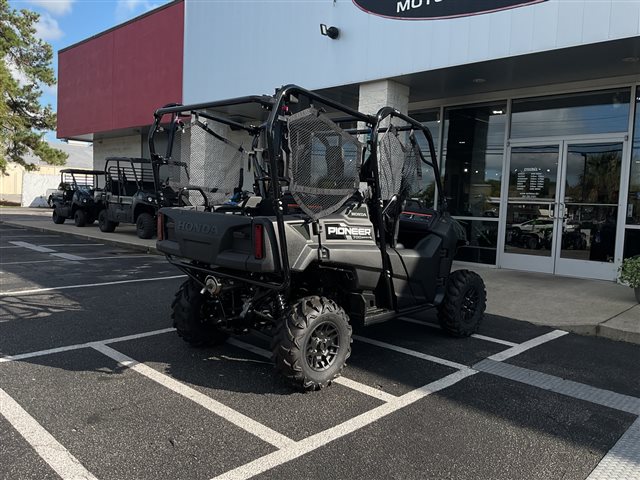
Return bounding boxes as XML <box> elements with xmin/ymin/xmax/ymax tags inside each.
<box><xmin>74</xmin><ymin>209</ymin><xmax>86</xmax><ymax>227</ymax></box>
<box><xmin>136</xmin><ymin>212</ymin><xmax>156</xmax><ymax>239</ymax></box>
<box><xmin>98</xmin><ymin>210</ymin><xmax>117</xmax><ymax>233</ymax></box>
<box><xmin>437</xmin><ymin>269</ymin><xmax>486</xmax><ymax>337</ymax></box>
<box><xmin>52</xmin><ymin>208</ymin><xmax>65</xmax><ymax>224</ymax></box>
<box><xmin>271</xmin><ymin>296</ymin><xmax>352</xmax><ymax>391</ymax></box>
<box><xmin>172</xmin><ymin>279</ymin><xmax>228</xmax><ymax>347</ymax></box>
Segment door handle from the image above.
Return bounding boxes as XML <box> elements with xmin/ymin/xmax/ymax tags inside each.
<box><xmin>558</xmin><ymin>203</ymin><xmax>566</xmax><ymax>220</ymax></box>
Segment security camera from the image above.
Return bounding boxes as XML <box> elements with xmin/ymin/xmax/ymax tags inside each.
<box><xmin>320</xmin><ymin>24</ymin><xmax>340</xmax><ymax>40</ymax></box>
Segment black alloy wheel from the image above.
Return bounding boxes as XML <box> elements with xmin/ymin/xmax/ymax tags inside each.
<box><xmin>437</xmin><ymin>269</ymin><xmax>486</xmax><ymax>337</ymax></box>
<box><xmin>272</xmin><ymin>296</ymin><xmax>352</xmax><ymax>391</ymax></box>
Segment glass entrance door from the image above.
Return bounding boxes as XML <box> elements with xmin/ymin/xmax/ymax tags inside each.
<box><xmin>500</xmin><ymin>139</ymin><xmax>625</xmax><ymax>279</ymax></box>
<box><xmin>554</xmin><ymin>141</ymin><xmax>624</xmax><ymax>279</ymax></box>
<box><xmin>501</xmin><ymin>144</ymin><xmax>561</xmax><ymax>274</ymax></box>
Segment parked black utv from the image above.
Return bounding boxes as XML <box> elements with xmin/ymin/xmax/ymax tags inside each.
<box><xmin>97</xmin><ymin>157</ymin><xmax>158</xmax><ymax>239</ymax></box>
<box><xmin>48</xmin><ymin>169</ymin><xmax>105</xmax><ymax>226</ymax></box>
<box><xmin>150</xmin><ymin>85</ymin><xmax>487</xmax><ymax>391</ymax></box>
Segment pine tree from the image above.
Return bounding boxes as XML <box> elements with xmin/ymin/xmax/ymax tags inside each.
<box><xmin>0</xmin><ymin>0</ymin><xmax>67</xmax><ymax>174</ymax></box>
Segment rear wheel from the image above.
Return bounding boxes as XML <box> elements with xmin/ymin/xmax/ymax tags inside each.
<box><xmin>172</xmin><ymin>279</ymin><xmax>228</xmax><ymax>346</ymax></box>
<box><xmin>437</xmin><ymin>270</ymin><xmax>486</xmax><ymax>337</ymax></box>
<box><xmin>271</xmin><ymin>296</ymin><xmax>352</xmax><ymax>391</ymax></box>
<box><xmin>52</xmin><ymin>208</ymin><xmax>65</xmax><ymax>224</ymax></box>
<box><xmin>74</xmin><ymin>209</ymin><xmax>86</xmax><ymax>227</ymax></box>
<box><xmin>98</xmin><ymin>209</ymin><xmax>117</xmax><ymax>233</ymax></box>
<box><xmin>136</xmin><ymin>212</ymin><xmax>156</xmax><ymax>239</ymax></box>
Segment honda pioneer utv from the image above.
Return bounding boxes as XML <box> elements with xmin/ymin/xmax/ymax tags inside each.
<box><xmin>97</xmin><ymin>157</ymin><xmax>159</xmax><ymax>239</ymax></box>
<box><xmin>149</xmin><ymin>85</ymin><xmax>486</xmax><ymax>391</ymax></box>
<box><xmin>48</xmin><ymin>168</ymin><xmax>105</xmax><ymax>226</ymax></box>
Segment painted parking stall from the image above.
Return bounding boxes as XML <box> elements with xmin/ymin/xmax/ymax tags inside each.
<box><xmin>1</xmin><ymin>228</ymin><xmax>639</xmax><ymax>480</ymax></box>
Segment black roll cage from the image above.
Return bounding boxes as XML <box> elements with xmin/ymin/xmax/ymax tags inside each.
<box><xmin>58</xmin><ymin>169</ymin><xmax>104</xmax><ymax>190</ymax></box>
<box><xmin>148</xmin><ymin>85</ymin><xmax>445</xmax><ymax>300</ymax></box>
<box><xmin>104</xmin><ymin>157</ymin><xmax>154</xmax><ymax>198</ymax></box>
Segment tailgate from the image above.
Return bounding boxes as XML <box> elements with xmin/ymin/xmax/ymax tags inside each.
<box><xmin>157</xmin><ymin>207</ymin><xmax>278</xmax><ymax>272</ymax></box>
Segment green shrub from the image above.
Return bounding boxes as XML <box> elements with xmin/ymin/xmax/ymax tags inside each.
<box><xmin>619</xmin><ymin>256</ymin><xmax>640</xmax><ymax>288</ymax></box>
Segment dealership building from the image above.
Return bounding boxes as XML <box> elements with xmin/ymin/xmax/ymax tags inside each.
<box><xmin>57</xmin><ymin>0</ymin><xmax>640</xmax><ymax>281</ymax></box>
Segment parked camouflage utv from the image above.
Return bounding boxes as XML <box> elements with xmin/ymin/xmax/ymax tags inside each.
<box><xmin>48</xmin><ymin>169</ymin><xmax>105</xmax><ymax>226</ymax></box>
<box><xmin>149</xmin><ymin>85</ymin><xmax>486</xmax><ymax>391</ymax></box>
<box><xmin>97</xmin><ymin>157</ymin><xmax>159</xmax><ymax>239</ymax></box>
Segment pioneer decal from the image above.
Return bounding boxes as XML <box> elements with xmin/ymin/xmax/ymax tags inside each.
<box><xmin>326</xmin><ymin>224</ymin><xmax>373</xmax><ymax>241</ymax></box>
<box><xmin>352</xmin><ymin>0</ymin><xmax>546</xmax><ymax>20</ymax></box>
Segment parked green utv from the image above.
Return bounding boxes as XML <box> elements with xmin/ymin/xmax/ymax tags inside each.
<box><xmin>48</xmin><ymin>169</ymin><xmax>105</xmax><ymax>227</ymax></box>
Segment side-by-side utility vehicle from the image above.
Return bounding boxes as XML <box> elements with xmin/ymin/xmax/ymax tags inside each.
<box><xmin>97</xmin><ymin>157</ymin><xmax>159</xmax><ymax>239</ymax></box>
<box><xmin>149</xmin><ymin>85</ymin><xmax>487</xmax><ymax>391</ymax></box>
<box><xmin>48</xmin><ymin>169</ymin><xmax>104</xmax><ymax>226</ymax></box>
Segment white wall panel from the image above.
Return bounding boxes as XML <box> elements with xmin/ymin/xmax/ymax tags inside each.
<box><xmin>467</xmin><ymin>15</ymin><xmax>491</xmax><ymax>63</ymax></box>
<box><xmin>509</xmin><ymin>7</ymin><xmax>535</xmax><ymax>55</ymax></box>
<box><xmin>93</xmin><ymin>135</ymin><xmax>141</xmax><ymax>172</ymax></box>
<box><xmin>183</xmin><ymin>0</ymin><xmax>640</xmax><ymax>103</ymax></box>
<box><xmin>532</xmin><ymin>1</ymin><xmax>559</xmax><ymax>52</ymax></box>
<box><xmin>582</xmin><ymin>1</ymin><xmax>612</xmax><ymax>43</ymax></box>
<box><xmin>609</xmin><ymin>0</ymin><xmax>640</xmax><ymax>39</ymax></box>
<box><xmin>556</xmin><ymin>0</ymin><xmax>586</xmax><ymax>47</ymax></box>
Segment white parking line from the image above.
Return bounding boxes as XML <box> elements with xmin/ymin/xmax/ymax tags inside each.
<box><xmin>0</xmin><ymin>274</ymin><xmax>186</xmax><ymax>296</ymax></box>
<box><xmin>50</xmin><ymin>252</ymin><xmax>86</xmax><ymax>261</ymax></box>
<box><xmin>487</xmin><ymin>329</ymin><xmax>568</xmax><ymax>362</ymax></box>
<box><xmin>1</xmin><ymin>254</ymin><xmax>157</xmax><ymax>265</ymax></box>
<box><xmin>352</xmin><ymin>335</ymin><xmax>468</xmax><ymax>370</ymax></box>
<box><xmin>92</xmin><ymin>343</ymin><xmax>295</xmax><ymax>450</ymax></box>
<box><xmin>332</xmin><ymin>377</ymin><xmax>397</xmax><ymax>402</ymax></box>
<box><xmin>399</xmin><ymin>317</ymin><xmax>518</xmax><ymax>347</ymax></box>
<box><xmin>40</xmin><ymin>243</ymin><xmax>105</xmax><ymax>247</ymax></box>
<box><xmin>0</xmin><ymin>235</ymin><xmax>60</xmax><ymax>238</ymax></box>
<box><xmin>227</xmin><ymin>338</ymin><xmax>398</xmax><ymax>403</ymax></box>
<box><xmin>0</xmin><ymin>328</ymin><xmax>176</xmax><ymax>364</ymax></box>
<box><xmin>0</xmin><ymin>387</ymin><xmax>98</xmax><ymax>480</ymax></box>
<box><xmin>212</xmin><ymin>368</ymin><xmax>477</xmax><ymax>480</ymax></box>
<box><xmin>8</xmin><ymin>241</ymin><xmax>54</xmax><ymax>253</ymax></box>
<box><xmin>587</xmin><ymin>417</ymin><xmax>640</xmax><ymax>480</ymax></box>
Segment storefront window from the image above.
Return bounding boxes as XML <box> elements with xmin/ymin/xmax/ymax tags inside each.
<box><xmin>454</xmin><ymin>220</ymin><xmax>498</xmax><ymax>265</ymax></box>
<box><xmin>628</xmin><ymin>93</ymin><xmax>640</xmax><ymax>226</ymax></box>
<box><xmin>511</xmin><ymin>89</ymin><xmax>630</xmax><ymax>139</ymax></box>
<box><xmin>442</xmin><ymin>103</ymin><xmax>506</xmax><ymax>217</ymax></box>
<box><xmin>624</xmin><ymin>229</ymin><xmax>640</xmax><ymax>259</ymax></box>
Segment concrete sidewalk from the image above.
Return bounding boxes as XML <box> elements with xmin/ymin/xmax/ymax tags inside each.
<box><xmin>1</xmin><ymin>207</ymin><xmax>638</xmax><ymax>344</ymax></box>
<box><xmin>0</xmin><ymin>207</ymin><xmax>156</xmax><ymax>253</ymax></box>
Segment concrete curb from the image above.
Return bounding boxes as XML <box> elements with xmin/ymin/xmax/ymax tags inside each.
<box><xmin>596</xmin><ymin>324</ymin><xmax>640</xmax><ymax>345</ymax></box>
<box><xmin>0</xmin><ymin>219</ymin><xmax>160</xmax><ymax>255</ymax></box>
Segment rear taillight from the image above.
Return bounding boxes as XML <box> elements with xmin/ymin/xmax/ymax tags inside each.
<box><xmin>157</xmin><ymin>213</ymin><xmax>164</xmax><ymax>241</ymax></box>
<box><xmin>254</xmin><ymin>223</ymin><xmax>264</xmax><ymax>259</ymax></box>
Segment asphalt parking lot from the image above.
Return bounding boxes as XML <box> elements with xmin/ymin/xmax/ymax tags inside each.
<box><xmin>1</xmin><ymin>224</ymin><xmax>639</xmax><ymax>480</ymax></box>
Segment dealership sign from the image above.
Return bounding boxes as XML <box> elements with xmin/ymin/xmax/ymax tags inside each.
<box><xmin>352</xmin><ymin>0</ymin><xmax>546</xmax><ymax>20</ymax></box>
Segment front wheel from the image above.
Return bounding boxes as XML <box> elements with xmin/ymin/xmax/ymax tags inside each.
<box><xmin>52</xmin><ymin>208</ymin><xmax>65</xmax><ymax>224</ymax></box>
<box><xmin>272</xmin><ymin>296</ymin><xmax>352</xmax><ymax>391</ymax></box>
<box><xmin>172</xmin><ymin>279</ymin><xmax>228</xmax><ymax>347</ymax></box>
<box><xmin>74</xmin><ymin>209</ymin><xmax>86</xmax><ymax>227</ymax></box>
<box><xmin>437</xmin><ymin>270</ymin><xmax>486</xmax><ymax>337</ymax></box>
<box><xmin>98</xmin><ymin>210</ymin><xmax>117</xmax><ymax>233</ymax></box>
<box><xmin>136</xmin><ymin>212</ymin><xmax>156</xmax><ymax>239</ymax></box>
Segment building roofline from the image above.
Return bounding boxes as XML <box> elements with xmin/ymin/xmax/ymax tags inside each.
<box><xmin>58</xmin><ymin>0</ymin><xmax>183</xmax><ymax>54</ymax></box>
